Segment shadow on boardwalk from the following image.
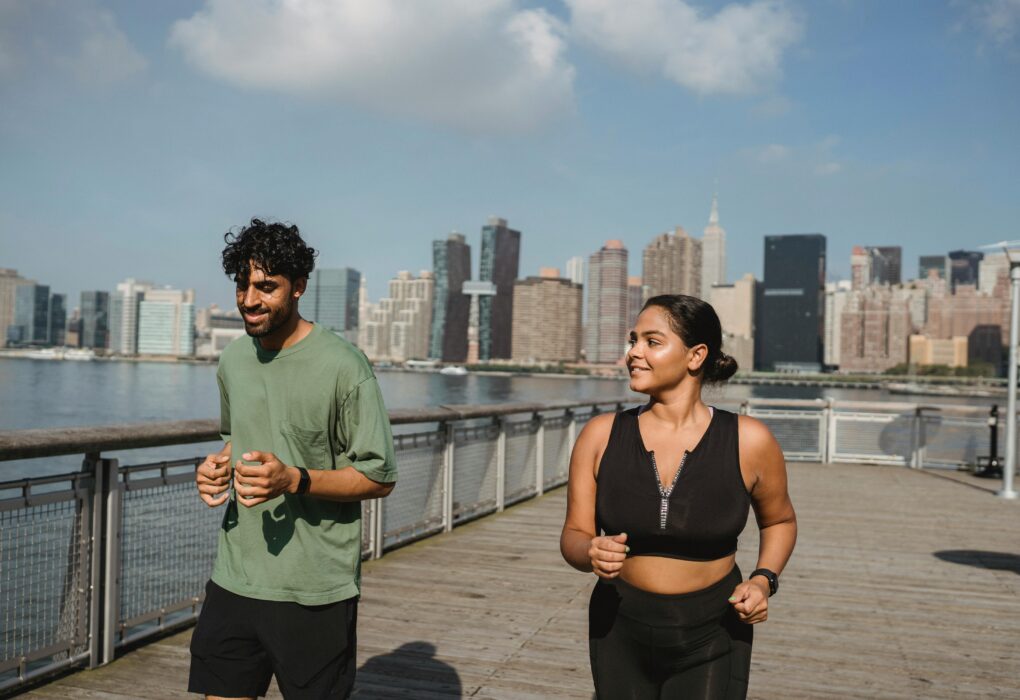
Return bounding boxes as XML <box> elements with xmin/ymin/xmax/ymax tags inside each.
<box><xmin>355</xmin><ymin>642</ymin><xmax>462</xmax><ymax>699</ymax></box>
<box><xmin>20</xmin><ymin>462</ymin><xmax>1020</xmax><ymax>699</ymax></box>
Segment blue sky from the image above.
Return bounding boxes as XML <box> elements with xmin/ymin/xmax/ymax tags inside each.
<box><xmin>1</xmin><ymin>0</ymin><xmax>1018</xmax><ymax>309</ymax></box>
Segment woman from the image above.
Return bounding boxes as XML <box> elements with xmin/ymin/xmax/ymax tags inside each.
<box><xmin>560</xmin><ymin>294</ymin><xmax>796</xmax><ymax>699</ymax></box>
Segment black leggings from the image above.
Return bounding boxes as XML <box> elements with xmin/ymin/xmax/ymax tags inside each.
<box><xmin>589</xmin><ymin>565</ymin><xmax>752</xmax><ymax>700</ymax></box>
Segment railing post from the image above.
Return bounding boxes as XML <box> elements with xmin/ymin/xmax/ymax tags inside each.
<box><xmin>496</xmin><ymin>416</ymin><xmax>506</xmax><ymax>512</ymax></box>
<box><xmin>443</xmin><ymin>422</ymin><xmax>455</xmax><ymax>532</ymax></box>
<box><xmin>821</xmin><ymin>398</ymin><xmax>832</xmax><ymax>464</ymax></box>
<box><xmin>827</xmin><ymin>399</ymin><xmax>838</xmax><ymax>464</ymax></box>
<box><xmin>85</xmin><ymin>452</ymin><xmax>104</xmax><ymax>670</ymax></box>
<box><xmin>372</xmin><ymin>496</ymin><xmax>384</xmax><ymax>560</ymax></box>
<box><xmin>535</xmin><ymin>413</ymin><xmax>545</xmax><ymax>497</ymax></box>
<box><xmin>100</xmin><ymin>458</ymin><xmax>121</xmax><ymax>666</ymax></box>
<box><xmin>911</xmin><ymin>407</ymin><xmax>926</xmax><ymax>469</ymax></box>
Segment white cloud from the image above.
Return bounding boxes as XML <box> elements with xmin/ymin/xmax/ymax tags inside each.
<box><xmin>565</xmin><ymin>0</ymin><xmax>803</xmax><ymax>95</ymax></box>
<box><xmin>0</xmin><ymin>2</ymin><xmax>146</xmax><ymax>86</ymax></box>
<box><xmin>757</xmin><ymin>144</ymin><xmax>790</xmax><ymax>163</ymax></box>
<box><xmin>169</xmin><ymin>0</ymin><xmax>576</xmax><ymax>133</ymax></box>
<box><xmin>58</xmin><ymin>11</ymin><xmax>148</xmax><ymax>86</ymax></box>
<box><xmin>815</xmin><ymin>161</ymin><xmax>841</xmax><ymax>176</ymax></box>
<box><xmin>752</xmin><ymin>95</ymin><xmax>793</xmax><ymax>117</ymax></box>
<box><xmin>972</xmin><ymin>0</ymin><xmax>1020</xmax><ymax>45</ymax></box>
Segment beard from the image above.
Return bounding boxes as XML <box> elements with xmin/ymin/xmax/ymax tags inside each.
<box><xmin>242</xmin><ymin>297</ymin><xmax>295</xmax><ymax>338</ymax></box>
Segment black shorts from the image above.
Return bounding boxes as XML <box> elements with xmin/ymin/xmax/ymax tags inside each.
<box><xmin>188</xmin><ymin>580</ymin><xmax>358</xmax><ymax>699</ymax></box>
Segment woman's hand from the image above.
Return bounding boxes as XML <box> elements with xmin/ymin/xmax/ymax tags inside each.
<box><xmin>728</xmin><ymin>577</ymin><xmax>770</xmax><ymax>624</ymax></box>
<box><xmin>589</xmin><ymin>533</ymin><xmax>629</xmax><ymax>580</ymax></box>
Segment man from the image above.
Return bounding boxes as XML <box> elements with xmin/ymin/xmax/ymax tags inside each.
<box><xmin>190</xmin><ymin>218</ymin><xmax>396</xmax><ymax>699</ymax></box>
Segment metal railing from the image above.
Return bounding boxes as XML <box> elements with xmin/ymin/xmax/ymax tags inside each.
<box><xmin>0</xmin><ymin>399</ymin><xmax>628</xmax><ymax>693</ymax></box>
<box><xmin>0</xmin><ymin>396</ymin><xmax>1007</xmax><ymax>694</ymax></box>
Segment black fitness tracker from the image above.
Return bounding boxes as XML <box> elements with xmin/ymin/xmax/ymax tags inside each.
<box><xmin>750</xmin><ymin>568</ymin><xmax>779</xmax><ymax>597</ymax></box>
<box><xmin>295</xmin><ymin>466</ymin><xmax>311</xmax><ymax>495</ymax></box>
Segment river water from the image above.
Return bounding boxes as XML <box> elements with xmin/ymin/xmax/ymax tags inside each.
<box><xmin>0</xmin><ymin>356</ymin><xmax>999</xmax><ymax>479</ymax></box>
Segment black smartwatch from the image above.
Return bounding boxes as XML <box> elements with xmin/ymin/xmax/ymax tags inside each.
<box><xmin>295</xmin><ymin>467</ymin><xmax>311</xmax><ymax>495</ymax></box>
<box><xmin>749</xmin><ymin>568</ymin><xmax>779</xmax><ymax>597</ymax></box>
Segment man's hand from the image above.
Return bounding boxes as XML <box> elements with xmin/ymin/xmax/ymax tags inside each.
<box><xmin>728</xmin><ymin>576</ymin><xmax>770</xmax><ymax>624</ymax></box>
<box><xmin>196</xmin><ymin>448</ymin><xmax>231</xmax><ymax>507</ymax></box>
<box><xmin>233</xmin><ymin>451</ymin><xmax>297</xmax><ymax>507</ymax></box>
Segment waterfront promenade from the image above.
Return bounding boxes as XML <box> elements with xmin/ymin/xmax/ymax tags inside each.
<box><xmin>16</xmin><ymin>460</ymin><xmax>1020</xmax><ymax>699</ymax></box>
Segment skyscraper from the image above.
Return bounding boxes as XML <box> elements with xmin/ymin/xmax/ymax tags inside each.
<box><xmin>709</xmin><ymin>273</ymin><xmax>757</xmax><ymax>373</ymax></box>
<box><xmin>755</xmin><ymin>234</ymin><xmax>826</xmax><ymax>372</ymax></box>
<box><xmin>109</xmin><ymin>278</ymin><xmax>152</xmax><ymax>355</ymax></box>
<box><xmin>919</xmin><ymin>255</ymin><xmax>947</xmax><ymax>280</ymax></box>
<box><xmin>823</xmin><ymin>280</ymin><xmax>852</xmax><ymax>367</ymax></box>
<box><xmin>701</xmin><ymin>194</ymin><xmax>726</xmax><ymax>299</ymax></box>
<box><xmin>627</xmin><ymin>276</ymin><xmax>644</xmax><ymax>327</ymax></box>
<box><xmin>850</xmin><ymin>246</ymin><xmax>870</xmax><ymax>289</ymax></box>
<box><xmin>869</xmin><ymin>246</ymin><xmax>902</xmax><ymax>285</ymax></box>
<box><xmin>642</xmin><ymin>227</ymin><xmax>701</xmax><ymax>300</ymax></box>
<box><xmin>9</xmin><ymin>284</ymin><xmax>50</xmax><ymax>346</ymax></box>
<box><xmin>137</xmin><ymin>287</ymin><xmax>196</xmax><ymax>356</ymax></box>
<box><xmin>566</xmin><ymin>255</ymin><xmax>587</xmax><ymax>325</ymax></box>
<box><xmin>586</xmin><ymin>241</ymin><xmax>628</xmax><ymax>364</ymax></box>
<box><xmin>48</xmin><ymin>293</ymin><xmax>66</xmax><ymax>347</ymax></box>
<box><xmin>80</xmin><ymin>291</ymin><xmax>110</xmax><ymax>350</ymax></box>
<box><xmin>478</xmin><ymin>217</ymin><xmax>521</xmax><ymax>360</ymax></box>
<box><xmin>0</xmin><ymin>269</ymin><xmax>34</xmax><ymax>347</ymax></box>
<box><xmin>839</xmin><ymin>286</ymin><xmax>911</xmax><ymax>372</ymax></box>
<box><xmin>565</xmin><ymin>257</ymin><xmax>585</xmax><ymax>286</ymax></box>
<box><xmin>512</xmin><ymin>272</ymin><xmax>582</xmax><ymax>363</ymax></box>
<box><xmin>978</xmin><ymin>252</ymin><xmax>1009</xmax><ymax>296</ymax></box>
<box><xmin>304</xmin><ymin>268</ymin><xmax>360</xmax><ymax>337</ymax></box>
<box><xmin>360</xmin><ymin>271</ymin><xmax>434</xmax><ymax>362</ymax></box>
<box><xmin>429</xmin><ymin>233</ymin><xmax>471</xmax><ymax>361</ymax></box>
<box><xmin>948</xmin><ymin>250</ymin><xmax>983</xmax><ymax>291</ymax></box>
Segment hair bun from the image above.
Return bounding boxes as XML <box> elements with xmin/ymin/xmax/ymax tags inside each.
<box><xmin>706</xmin><ymin>353</ymin><xmax>738</xmax><ymax>383</ymax></box>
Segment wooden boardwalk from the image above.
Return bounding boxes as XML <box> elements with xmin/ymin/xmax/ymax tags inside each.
<box><xmin>18</xmin><ymin>462</ymin><xmax>1020</xmax><ymax>699</ymax></box>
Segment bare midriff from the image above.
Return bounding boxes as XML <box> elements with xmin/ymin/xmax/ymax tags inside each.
<box><xmin>619</xmin><ymin>553</ymin><xmax>736</xmax><ymax>594</ymax></box>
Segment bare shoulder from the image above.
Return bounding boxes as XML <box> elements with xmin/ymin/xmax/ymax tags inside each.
<box><xmin>576</xmin><ymin>412</ymin><xmax>616</xmax><ymax>448</ymax></box>
<box><xmin>737</xmin><ymin>415</ymin><xmax>782</xmax><ymax>457</ymax></box>
<box><xmin>737</xmin><ymin>414</ymin><xmax>786</xmax><ymax>487</ymax></box>
<box><xmin>738</xmin><ymin>414</ymin><xmax>783</xmax><ymax>463</ymax></box>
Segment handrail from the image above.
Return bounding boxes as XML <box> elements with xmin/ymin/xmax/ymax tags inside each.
<box><xmin>0</xmin><ymin>398</ymin><xmax>630</xmax><ymax>462</ymax></box>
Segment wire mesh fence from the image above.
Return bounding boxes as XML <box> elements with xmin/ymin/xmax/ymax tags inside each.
<box><xmin>117</xmin><ymin>459</ymin><xmax>222</xmax><ymax>644</ymax></box>
<box><xmin>452</xmin><ymin>423</ymin><xmax>500</xmax><ymax>524</ymax></box>
<box><xmin>0</xmin><ymin>473</ymin><xmax>92</xmax><ymax>687</ymax></box>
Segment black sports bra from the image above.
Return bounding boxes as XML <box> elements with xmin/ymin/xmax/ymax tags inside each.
<box><xmin>595</xmin><ymin>407</ymin><xmax>750</xmax><ymax>561</ymax></box>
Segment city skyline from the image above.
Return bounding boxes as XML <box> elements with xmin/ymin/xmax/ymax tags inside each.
<box><xmin>2</xmin><ymin>1</ymin><xmax>1018</xmax><ymax>310</ymax></box>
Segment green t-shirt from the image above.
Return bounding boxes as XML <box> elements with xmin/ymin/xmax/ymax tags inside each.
<box><xmin>210</xmin><ymin>323</ymin><xmax>396</xmax><ymax>605</ymax></box>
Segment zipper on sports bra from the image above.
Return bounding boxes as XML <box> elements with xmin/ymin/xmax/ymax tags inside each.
<box><xmin>649</xmin><ymin>451</ymin><xmax>688</xmax><ymax>529</ymax></box>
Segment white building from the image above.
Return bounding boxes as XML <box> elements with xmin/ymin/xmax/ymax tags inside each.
<box><xmin>137</xmin><ymin>287</ymin><xmax>196</xmax><ymax>356</ymax></box>
<box><xmin>979</xmin><ymin>252</ymin><xmax>1009</xmax><ymax>296</ymax></box>
<box><xmin>109</xmin><ymin>278</ymin><xmax>153</xmax><ymax>355</ymax></box>
<box><xmin>824</xmin><ymin>280</ymin><xmax>852</xmax><ymax>367</ymax></box>
<box><xmin>701</xmin><ymin>194</ymin><xmax>727</xmax><ymax>299</ymax></box>
<box><xmin>359</xmin><ymin>271</ymin><xmax>434</xmax><ymax>362</ymax></box>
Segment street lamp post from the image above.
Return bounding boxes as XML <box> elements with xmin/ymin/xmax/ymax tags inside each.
<box><xmin>1000</xmin><ymin>262</ymin><xmax>1020</xmax><ymax>499</ymax></box>
<box><xmin>979</xmin><ymin>240</ymin><xmax>1020</xmax><ymax>499</ymax></box>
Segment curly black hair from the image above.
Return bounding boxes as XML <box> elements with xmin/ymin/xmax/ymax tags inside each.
<box><xmin>221</xmin><ymin>218</ymin><xmax>317</xmax><ymax>286</ymax></box>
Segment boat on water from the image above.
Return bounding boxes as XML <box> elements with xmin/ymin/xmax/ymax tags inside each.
<box><xmin>22</xmin><ymin>347</ymin><xmax>97</xmax><ymax>361</ymax></box>
<box><xmin>26</xmin><ymin>348</ymin><xmax>61</xmax><ymax>360</ymax></box>
<box><xmin>64</xmin><ymin>348</ymin><xmax>96</xmax><ymax>361</ymax></box>
<box><xmin>439</xmin><ymin>366</ymin><xmax>468</xmax><ymax>376</ymax></box>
